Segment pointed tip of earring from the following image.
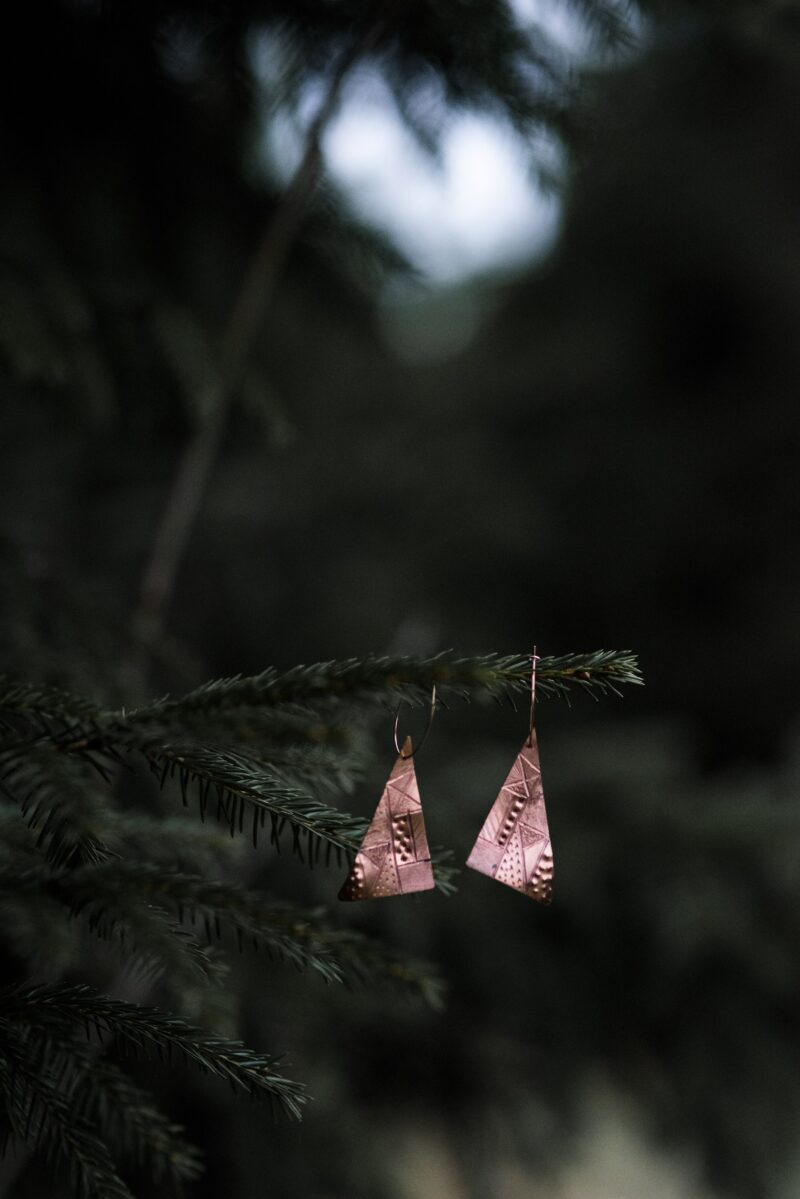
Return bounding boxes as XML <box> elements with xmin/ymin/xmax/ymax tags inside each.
<box><xmin>399</xmin><ymin>735</ymin><xmax>413</xmax><ymax>759</ymax></box>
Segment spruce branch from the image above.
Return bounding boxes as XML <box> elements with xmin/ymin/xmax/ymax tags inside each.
<box><xmin>136</xmin><ymin>741</ymin><xmax>460</xmax><ymax>891</ymax></box>
<box><xmin>0</xmin><ymin>677</ymin><xmax>102</xmax><ymax>729</ymax></box>
<box><xmin>157</xmin><ymin>699</ymin><xmax>359</xmax><ymax>747</ymax></box>
<box><xmin>1</xmin><ymin>839</ymin><xmax>448</xmax><ymax>1001</ymax></box>
<box><xmin>2</xmin><ymin>652</ymin><xmax>642</xmax><ymax>744</ymax></box>
<box><xmin>0</xmin><ymin>723</ymin><xmax>456</xmax><ymax>890</ymax></box>
<box><xmin>0</xmin><ymin>1036</ymin><xmax>134</xmax><ymax>1199</ymax></box>
<box><xmin>246</xmin><ymin>740</ymin><xmax>368</xmax><ymax>799</ymax></box>
<box><xmin>0</xmin><ymin>835</ymin><xmax>78</xmax><ymax>974</ymax></box>
<box><xmin>0</xmin><ymin>804</ymin><xmax>52</xmax><ymax>863</ymax></box>
<box><xmin>0</xmin><ymin>983</ymin><xmax>307</xmax><ymax>1119</ymax></box>
<box><xmin>0</xmin><ymin>651</ymin><xmax>640</xmax><ymax>894</ymax></box>
<box><xmin>142</xmin><ymin>741</ymin><xmax>368</xmax><ymax>857</ymax></box>
<box><xmin>61</xmin><ymin>862</ymin><xmax>449</xmax><ymax>1002</ymax></box>
<box><xmin>1</xmin><ymin>1020</ymin><xmax>202</xmax><ymax>1190</ymax></box>
<box><xmin>70</xmin><ymin>1056</ymin><xmax>203</xmax><ymax>1187</ymax></box>
<box><xmin>308</xmin><ymin>926</ymin><xmax>448</xmax><ymax>1012</ymax></box>
<box><xmin>0</xmin><ymin>747</ymin><xmax>111</xmax><ymax>869</ymax></box>
<box><xmin>0</xmin><ymin>860</ymin><xmax>225</xmax><ymax>989</ymax></box>
<box><xmin>122</xmin><ymin>650</ymin><xmax>642</xmax><ymax>720</ymax></box>
<box><xmin>61</xmin><ymin>862</ymin><xmax>347</xmax><ymax>985</ymax></box>
<box><xmin>104</xmin><ymin>812</ymin><xmax>234</xmax><ymax>875</ymax></box>
<box><xmin>63</xmin><ymin>881</ymin><xmax>226</xmax><ymax>990</ymax></box>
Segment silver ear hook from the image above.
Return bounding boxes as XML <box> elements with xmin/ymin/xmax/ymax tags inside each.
<box><xmin>393</xmin><ymin>684</ymin><xmax>438</xmax><ymax>759</ymax></box>
<box><xmin>528</xmin><ymin>647</ymin><xmax>540</xmax><ymax>748</ymax></box>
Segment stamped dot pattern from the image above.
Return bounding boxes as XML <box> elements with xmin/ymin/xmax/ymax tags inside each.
<box><xmin>496</xmin><ymin>832</ymin><xmax>524</xmax><ymax>889</ymax></box>
<box><xmin>529</xmin><ymin>843</ymin><xmax>553</xmax><ymax>905</ymax></box>
<box><xmin>392</xmin><ymin>814</ymin><xmax>415</xmax><ymax>865</ymax></box>
<box><xmin>339</xmin><ymin>737</ymin><xmax>435</xmax><ymax>901</ymax></box>
<box><xmin>339</xmin><ymin>859</ymin><xmax>364</xmax><ymax>901</ymax></box>
<box><xmin>497</xmin><ymin>791</ymin><xmax>527</xmax><ymax>849</ymax></box>
<box><xmin>466</xmin><ymin>729</ymin><xmax>553</xmax><ymax>905</ymax></box>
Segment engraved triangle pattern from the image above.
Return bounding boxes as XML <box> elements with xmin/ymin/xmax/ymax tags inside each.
<box><xmin>466</xmin><ymin>730</ymin><xmax>553</xmax><ymax>904</ymax></box>
<box><xmin>339</xmin><ymin>736</ymin><xmax>435</xmax><ymax>901</ymax></box>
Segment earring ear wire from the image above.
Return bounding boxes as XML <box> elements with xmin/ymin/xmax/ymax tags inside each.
<box><xmin>528</xmin><ymin>647</ymin><xmax>539</xmax><ymax>747</ymax></box>
<box><xmin>393</xmin><ymin>684</ymin><xmax>437</xmax><ymax>759</ymax></box>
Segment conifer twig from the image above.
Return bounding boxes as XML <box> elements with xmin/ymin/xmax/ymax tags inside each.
<box><xmin>0</xmin><ymin>983</ymin><xmax>307</xmax><ymax>1118</ymax></box>
<box><xmin>122</xmin><ymin>650</ymin><xmax>643</xmax><ymax>722</ymax></box>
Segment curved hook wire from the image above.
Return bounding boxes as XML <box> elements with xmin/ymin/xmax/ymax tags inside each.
<box><xmin>527</xmin><ymin>647</ymin><xmax>540</xmax><ymax>747</ymax></box>
<box><xmin>393</xmin><ymin>684</ymin><xmax>437</xmax><ymax>759</ymax></box>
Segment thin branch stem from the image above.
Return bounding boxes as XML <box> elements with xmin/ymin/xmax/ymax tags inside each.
<box><xmin>134</xmin><ymin>22</ymin><xmax>384</xmax><ymax>643</ymax></box>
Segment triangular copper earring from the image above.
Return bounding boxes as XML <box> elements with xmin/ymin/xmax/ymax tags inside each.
<box><xmin>339</xmin><ymin>689</ymin><xmax>437</xmax><ymax>902</ymax></box>
<box><xmin>466</xmin><ymin>650</ymin><xmax>553</xmax><ymax>904</ymax></box>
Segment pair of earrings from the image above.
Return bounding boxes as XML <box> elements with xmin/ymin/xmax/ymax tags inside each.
<box><xmin>339</xmin><ymin>652</ymin><xmax>553</xmax><ymax>905</ymax></box>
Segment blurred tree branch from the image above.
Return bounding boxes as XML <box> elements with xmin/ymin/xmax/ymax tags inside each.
<box><xmin>135</xmin><ymin>13</ymin><xmax>392</xmax><ymax>644</ymax></box>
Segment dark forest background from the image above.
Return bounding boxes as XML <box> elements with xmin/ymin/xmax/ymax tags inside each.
<box><xmin>2</xmin><ymin>2</ymin><xmax>800</xmax><ymax>1197</ymax></box>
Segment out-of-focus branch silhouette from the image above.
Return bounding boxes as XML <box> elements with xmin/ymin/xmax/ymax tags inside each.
<box><xmin>135</xmin><ymin>16</ymin><xmax>391</xmax><ymax>644</ymax></box>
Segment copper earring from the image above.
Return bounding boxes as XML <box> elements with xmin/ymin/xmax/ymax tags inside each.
<box><xmin>339</xmin><ymin>686</ymin><xmax>437</xmax><ymax>902</ymax></box>
<box><xmin>466</xmin><ymin>650</ymin><xmax>553</xmax><ymax>904</ymax></box>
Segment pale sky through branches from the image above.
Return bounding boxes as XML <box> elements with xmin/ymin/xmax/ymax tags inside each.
<box><xmin>255</xmin><ymin>1</ymin><xmax>633</xmax><ymax>286</ymax></box>
<box><xmin>321</xmin><ymin>0</ymin><xmax>609</xmax><ymax>283</ymax></box>
<box><xmin>323</xmin><ymin>77</ymin><xmax>562</xmax><ymax>284</ymax></box>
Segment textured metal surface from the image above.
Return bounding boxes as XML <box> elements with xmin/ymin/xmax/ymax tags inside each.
<box><xmin>466</xmin><ymin>729</ymin><xmax>553</xmax><ymax>904</ymax></box>
<box><xmin>339</xmin><ymin>736</ymin><xmax>435</xmax><ymax>901</ymax></box>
